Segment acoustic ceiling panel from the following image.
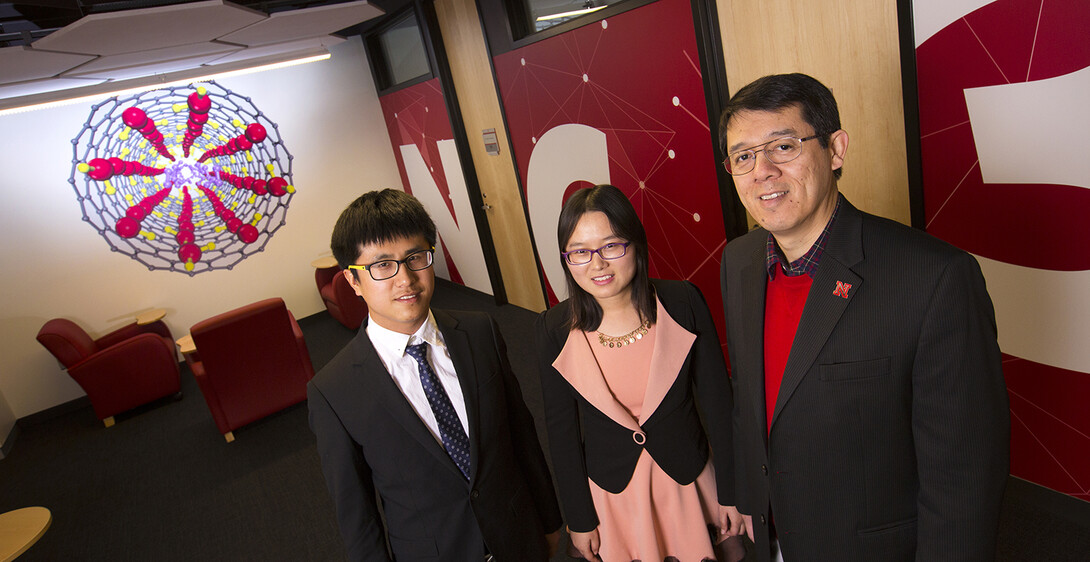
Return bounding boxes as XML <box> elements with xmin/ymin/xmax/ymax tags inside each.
<box><xmin>217</xmin><ymin>1</ymin><xmax>383</xmax><ymax>47</ymax></box>
<box><xmin>0</xmin><ymin>45</ymin><xmax>96</xmax><ymax>85</ymax></box>
<box><xmin>63</xmin><ymin>42</ymin><xmax>241</xmax><ymax>79</ymax></box>
<box><xmin>31</xmin><ymin>0</ymin><xmax>266</xmax><ymax>56</ymax></box>
<box><xmin>203</xmin><ymin>35</ymin><xmax>344</xmax><ymax>65</ymax></box>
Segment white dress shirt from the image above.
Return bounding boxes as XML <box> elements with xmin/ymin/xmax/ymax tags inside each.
<box><xmin>366</xmin><ymin>311</ymin><xmax>470</xmax><ymax>443</ymax></box>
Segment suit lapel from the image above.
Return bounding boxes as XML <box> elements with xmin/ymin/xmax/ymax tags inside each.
<box><xmin>638</xmin><ymin>298</ymin><xmax>695</xmax><ymax>425</ymax></box>
<box><xmin>353</xmin><ymin>321</ymin><xmax>467</xmax><ymax>482</ymax></box>
<box><xmin>771</xmin><ymin>201</ymin><xmax>864</xmax><ymax>427</ymax></box>
<box><xmin>739</xmin><ymin>239</ymin><xmax>771</xmax><ymax>440</ymax></box>
<box><xmin>433</xmin><ymin>310</ymin><xmax>480</xmax><ymax>483</ymax></box>
<box><xmin>552</xmin><ymin>330</ymin><xmax>642</xmax><ymax>432</ymax></box>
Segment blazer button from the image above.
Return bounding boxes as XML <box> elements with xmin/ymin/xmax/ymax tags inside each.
<box><xmin>762</xmin><ymin>464</ymin><xmax>768</xmax><ymax>475</ymax></box>
<box><xmin>760</xmin><ymin>514</ymin><xmax>767</xmax><ymax>525</ymax></box>
<box><xmin>471</xmin><ymin>490</ymin><xmax>479</xmax><ymax>499</ymax></box>
<box><xmin>632</xmin><ymin>430</ymin><xmax>646</xmax><ymax>445</ymax></box>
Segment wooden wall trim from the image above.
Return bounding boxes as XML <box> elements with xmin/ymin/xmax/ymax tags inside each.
<box><xmin>433</xmin><ymin>0</ymin><xmax>547</xmax><ymax>311</ymax></box>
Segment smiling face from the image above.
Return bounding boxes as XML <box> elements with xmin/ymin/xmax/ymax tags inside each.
<box><xmin>345</xmin><ymin>234</ymin><xmax>435</xmax><ymax>335</ymax></box>
<box><xmin>564</xmin><ymin>211</ymin><xmax>637</xmax><ymax>307</ymax></box>
<box><xmin>725</xmin><ymin>104</ymin><xmax>848</xmax><ymax>259</ymax></box>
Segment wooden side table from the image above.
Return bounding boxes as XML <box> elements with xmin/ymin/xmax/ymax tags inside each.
<box><xmin>310</xmin><ymin>256</ymin><xmax>338</xmax><ymax>269</ymax></box>
<box><xmin>0</xmin><ymin>506</ymin><xmax>51</xmax><ymax>561</ymax></box>
<box><xmin>175</xmin><ymin>335</ymin><xmax>196</xmax><ymax>355</ymax></box>
<box><xmin>135</xmin><ymin>308</ymin><xmax>167</xmax><ymax>325</ymax></box>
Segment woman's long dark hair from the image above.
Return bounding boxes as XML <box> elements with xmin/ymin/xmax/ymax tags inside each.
<box><xmin>557</xmin><ymin>184</ymin><xmax>656</xmax><ymax>332</ymax></box>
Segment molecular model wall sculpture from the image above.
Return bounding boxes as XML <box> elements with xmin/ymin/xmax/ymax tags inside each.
<box><xmin>69</xmin><ymin>81</ymin><xmax>295</xmax><ymax>275</ymax></box>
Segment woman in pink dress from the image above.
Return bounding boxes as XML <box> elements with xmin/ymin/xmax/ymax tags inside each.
<box><xmin>536</xmin><ymin>184</ymin><xmax>745</xmax><ymax>561</ymax></box>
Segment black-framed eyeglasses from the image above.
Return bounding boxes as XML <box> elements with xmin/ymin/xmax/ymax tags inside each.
<box><xmin>347</xmin><ymin>247</ymin><xmax>434</xmax><ymax>281</ymax></box>
<box><xmin>722</xmin><ymin>134</ymin><xmax>823</xmax><ymax>176</ymax></box>
<box><xmin>561</xmin><ymin>242</ymin><xmax>630</xmax><ymax>265</ymax></box>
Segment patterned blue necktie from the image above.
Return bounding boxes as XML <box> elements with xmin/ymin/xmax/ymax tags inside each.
<box><xmin>405</xmin><ymin>342</ymin><xmax>471</xmax><ymax>479</ymax></box>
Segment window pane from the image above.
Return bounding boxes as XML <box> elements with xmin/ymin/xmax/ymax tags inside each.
<box><xmin>523</xmin><ymin>0</ymin><xmax>626</xmax><ymax>33</ymax></box>
<box><xmin>378</xmin><ymin>14</ymin><xmax>430</xmax><ymax>86</ymax></box>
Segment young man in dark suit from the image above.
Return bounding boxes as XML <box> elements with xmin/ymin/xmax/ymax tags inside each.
<box><xmin>308</xmin><ymin>189</ymin><xmax>562</xmax><ymax>561</ymax></box>
<box><xmin>717</xmin><ymin>74</ymin><xmax>1009</xmax><ymax>562</ymax></box>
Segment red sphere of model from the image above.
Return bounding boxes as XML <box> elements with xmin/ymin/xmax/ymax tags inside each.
<box><xmin>86</xmin><ymin>158</ymin><xmax>112</xmax><ymax>181</ymax></box>
<box><xmin>178</xmin><ymin>243</ymin><xmax>201</xmax><ymax>264</ymax></box>
<box><xmin>252</xmin><ymin>179</ymin><xmax>267</xmax><ymax>195</ymax></box>
<box><xmin>267</xmin><ymin>177</ymin><xmax>288</xmax><ymax>196</ymax></box>
<box><xmin>115</xmin><ymin>216</ymin><xmax>140</xmax><ymax>238</ymax></box>
<box><xmin>237</xmin><ymin>224</ymin><xmax>259</xmax><ymax>244</ymax></box>
<box><xmin>122</xmin><ymin>107</ymin><xmax>148</xmax><ymax>129</ymax></box>
<box><xmin>125</xmin><ymin>205</ymin><xmax>146</xmax><ymax>221</ymax></box>
<box><xmin>190</xmin><ymin>111</ymin><xmax>209</xmax><ymax>125</ymax></box>
<box><xmin>221</xmin><ymin>209</ymin><xmax>236</xmax><ymax>221</ymax></box>
<box><xmin>187</xmin><ymin>91</ymin><xmax>211</xmax><ymax>114</ymax></box>
<box><xmin>226</xmin><ymin>217</ymin><xmax>242</xmax><ymax>233</ymax></box>
<box><xmin>244</xmin><ymin>123</ymin><xmax>267</xmax><ymax>144</ymax></box>
<box><xmin>176</xmin><ymin>230</ymin><xmax>195</xmax><ymax>245</ymax></box>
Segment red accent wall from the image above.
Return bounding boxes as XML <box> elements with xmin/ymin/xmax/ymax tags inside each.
<box><xmin>493</xmin><ymin>0</ymin><xmax>729</xmax><ymax>344</ymax></box>
<box><xmin>915</xmin><ymin>0</ymin><xmax>1090</xmax><ymax>502</ymax></box>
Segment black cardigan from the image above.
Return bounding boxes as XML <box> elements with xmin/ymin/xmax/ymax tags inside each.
<box><xmin>534</xmin><ymin>278</ymin><xmax>735</xmax><ymax>532</ymax></box>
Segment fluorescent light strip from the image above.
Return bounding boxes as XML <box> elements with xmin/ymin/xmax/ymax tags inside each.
<box><xmin>536</xmin><ymin>5</ymin><xmax>607</xmax><ymax>21</ymax></box>
<box><xmin>0</xmin><ymin>51</ymin><xmax>330</xmax><ymax>117</ymax></box>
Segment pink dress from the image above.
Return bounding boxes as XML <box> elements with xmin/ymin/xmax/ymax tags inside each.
<box><xmin>576</xmin><ymin>317</ymin><xmax>720</xmax><ymax>561</ymax></box>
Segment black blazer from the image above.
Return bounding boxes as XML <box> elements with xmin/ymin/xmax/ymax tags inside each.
<box><xmin>308</xmin><ymin>309</ymin><xmax>562</xmax><ymax>562</ymax></box>
<box><xmin>535</xmin><ymin>279</ymin><xmax>734</xmax><ymax>532</ymax></box>
<box><xmin>720</xmin><ymin>197</ymin><xmax>1009</xmax><ymax>562</ymax></box>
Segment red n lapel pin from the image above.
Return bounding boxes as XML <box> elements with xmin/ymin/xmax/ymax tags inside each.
<box><xmin>833</xmin><ymin>281</ymin><xmax>852</xmax><ymax>298</ymax></box>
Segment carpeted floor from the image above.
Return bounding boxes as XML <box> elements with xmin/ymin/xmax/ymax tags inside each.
<box><xmin>1</xmin><ymin>280</ymin><xmax>1087</xmax><ymax>561</ymax></box>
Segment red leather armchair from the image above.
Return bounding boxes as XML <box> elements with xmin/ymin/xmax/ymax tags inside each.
<box><xmin>184</xmin><ymin>298</ymin><xmax>315</xmax><ymax>442</ymax></box>
<box><xmin>315</xmin><ymin>264</ymin><xmax>367</xmax><ymax>330</ymax></box>
<box><xmin>36</xmin><ymin>318</ymin><xmax>181</xmax><ymax>427</ymax></box>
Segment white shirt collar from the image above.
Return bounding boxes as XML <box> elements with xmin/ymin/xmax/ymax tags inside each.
<box><xmin>365</xmin><ymin>310</ymin><xmax>445</xmax><ymax>356</ymax></box>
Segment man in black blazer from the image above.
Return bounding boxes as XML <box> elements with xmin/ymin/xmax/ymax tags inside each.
<box><xmin>717</xmin><ymin>74</ymin><xmax>1009</xmax><ymax>561</ymax></box>
<box><xmin>308</xmin><ymin>189</ymin><xmax>562</xmax><ymax>561</ymax></box>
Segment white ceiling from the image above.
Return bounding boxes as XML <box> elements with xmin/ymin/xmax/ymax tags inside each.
<box><xmin>0</xmin><ymin>0</ymin><xmax>384</xmax><ymax>110</ymax></box>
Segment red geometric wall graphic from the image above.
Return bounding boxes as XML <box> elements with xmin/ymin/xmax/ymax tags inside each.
<box><xmin>915</xmin><ymin>0</ymin><xmax>1090</xmax><ymax>501</ymax></box>
<box><xmin>493</xmin><ymin>0</ymin><xmax>728</xmax><ymax>345</ymax></box>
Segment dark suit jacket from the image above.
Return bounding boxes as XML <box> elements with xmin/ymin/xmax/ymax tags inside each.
<box><xmin>720</xmin><ymin>197</ymin><xmax>1009</xmax><ymax>562</ymax></box>
<box><xmin>535</xmin><ymin>279</ymin><xmax>735</xmax><ymax>532</ymax></box>
<box><xmin>308</xmin><ymin>309</ymin><xmax>562</xmax><ymax>561</ymax></box>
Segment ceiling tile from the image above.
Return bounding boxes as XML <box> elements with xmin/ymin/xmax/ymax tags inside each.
<box><xmin>62</xmin><ymin>42</ymin><xmax>242</xmax><ymax>80</ymax></box>
<box><xmin>31</xmin><ymin>0</ymin><xmax>266</xmax><ymax>57</ymax></box>
<box><xmin>203</xmin><ymin>35</ymin><xmax>343</xmax><ymax>65</ymax></box>
<box><xmin>217</xmin><ymin>0</ymin><xmax>383</xmax><ymax>47</ymax></box>
<box><xmin>0</xmin><ymin>45</ymin><xmax>96</xmax><ymax>85</ymax></box>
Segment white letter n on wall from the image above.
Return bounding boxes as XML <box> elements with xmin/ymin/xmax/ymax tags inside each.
<box><xmin>400</xmin><ymin>139</ymin><xmax>491</xmax><ymax>294</ymax></box>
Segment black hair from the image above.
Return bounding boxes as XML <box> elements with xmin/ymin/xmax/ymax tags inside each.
<box><xmin>556</xmin><ymin>184</ymin><xmax>656</xmax><ymax>332</ymax></box>
<box><xmin>330</xmin><ymin>189</ymin><xmax>437</xmax><ymax>273</ymax></box>
<box><xmin>718</xmin><ymin>73</ymin><xmax>843</xmax><ymax>179</ymax></box>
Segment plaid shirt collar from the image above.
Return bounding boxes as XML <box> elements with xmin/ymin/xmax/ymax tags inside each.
<box><xmin>766</xmin><ymin>194</ymin><xmax>843</xmax><ymax>279</ymax></box>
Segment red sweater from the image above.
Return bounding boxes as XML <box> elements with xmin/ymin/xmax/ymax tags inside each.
<box><xmin>763</xmin><ymin>272</ymin><xmax>813</xmax><ymax>433</ymax></box>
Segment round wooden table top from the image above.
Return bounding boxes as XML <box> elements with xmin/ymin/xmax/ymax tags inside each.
<box><xmin>135</xmin><ymin>308</ymin><xmax>167</xmax><ymax>325</ymax></box>
<box><xmin>310</xmin><ymin>256</ymin><xmax>338</xmax><ymax>269</ymax></box>
<box><xmin>175</xmin><ymin>335</ymin><xmax>196</xmax><ymax>355</ymax></box>
<box><xmin>0</xmin><ymin>506</ymin><xmax>51</xmax><ymax>562</ymax></box>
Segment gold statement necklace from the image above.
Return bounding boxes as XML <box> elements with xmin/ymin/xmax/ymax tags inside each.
<box><xmin>597</xmin><ymin>320</ymin><xmax>650</xmax><ymax>348</ymax></box>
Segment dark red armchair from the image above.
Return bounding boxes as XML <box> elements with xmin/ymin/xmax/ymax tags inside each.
<box><xmin>36</xmin><ymin>318</ymin><xmax>181</xmax><ymax>427</ymax></box>
<box><xmin>315</xmin><ymin>263</ymin><xmax>368</xmax><ymax>330</ymax></box>
<box><xmin>184</xmin><ymin>298</ymin><xmax>315</xmax><ymax>442</ymax></box>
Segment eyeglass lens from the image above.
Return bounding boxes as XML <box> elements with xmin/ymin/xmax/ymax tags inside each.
<box><xmin>368</xmin><ymin>250</ymin><xmax>433</xmax><ymax>280</ymax></box>
<box><xmin>725</xmin><ymin>136</ymin><xmax>805</xmax><ymax>176</ymax></box>
<box><xmin>565</xmin><ymin>243</ymin><xmax>627</xmax><ymax>265</ymax></box>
